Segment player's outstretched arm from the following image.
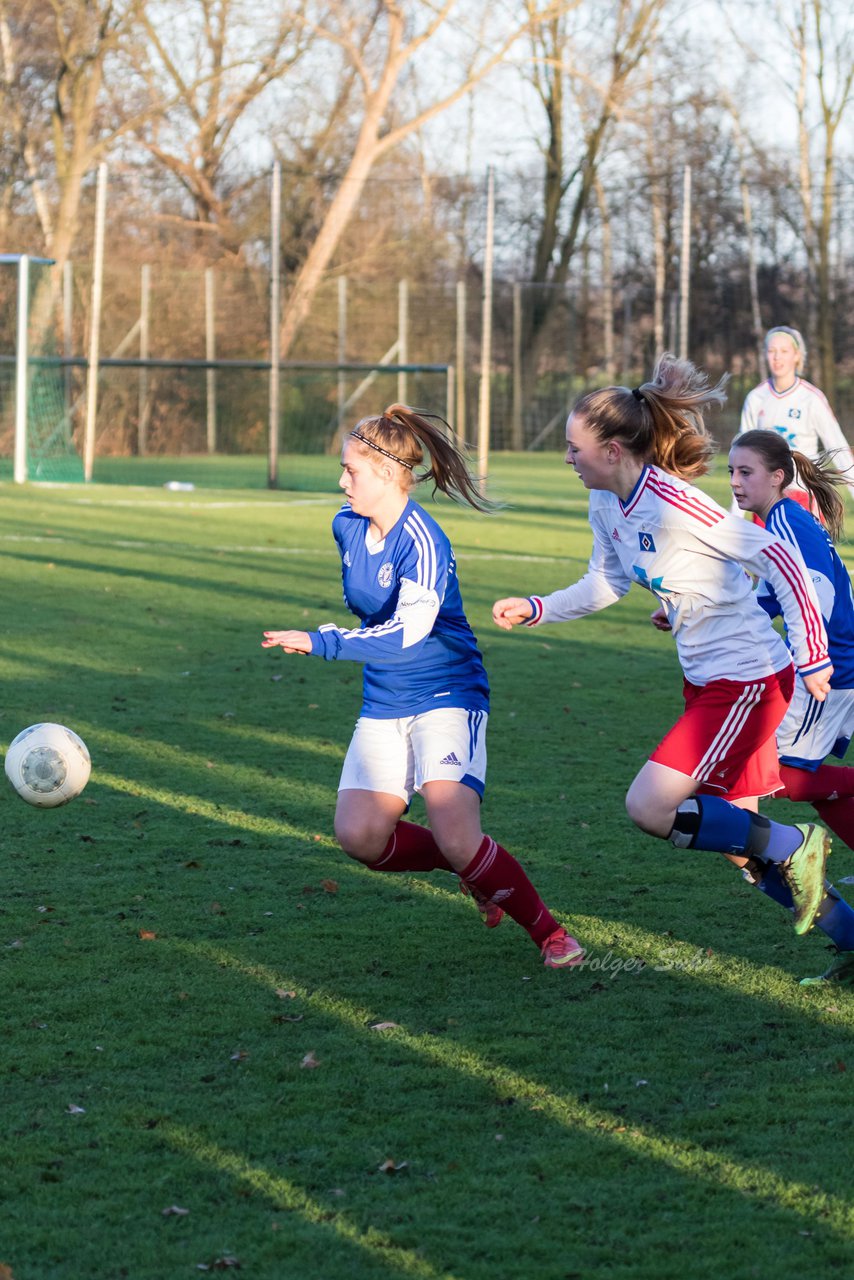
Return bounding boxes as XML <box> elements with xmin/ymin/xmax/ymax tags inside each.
<box><xmin>261</xmin><ymin>629</ymin><xmax>312</xmax><ymax>654</ymax></box>
<box><xmin>492</xmin><ymin>597</ymin><xmax>534</xmax><ymax>630</ymax></box>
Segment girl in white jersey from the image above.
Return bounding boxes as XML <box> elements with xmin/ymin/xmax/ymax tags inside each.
<box><xmin>262</xmin><ymin>404</ymin><xmax>584</xmax><ymax>969</ymax></box>
<box><xmin>734</xmin><ymin>327</ymin><xmax>854</xmax><ymax>508</ymax></box>
<box><xmin>493</xmin><ymin>355</ymin><xmax>834</xmax><ymax>937</ymax></box>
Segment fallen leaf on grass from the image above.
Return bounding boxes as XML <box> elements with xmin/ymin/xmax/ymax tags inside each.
<box><xmin>320</xmin><ymin>879</ymin><xmax>339</xmax><ymax>894</ymax></box>
<box><xmin>162</xmin><ymin>1205</ymin><xmax>190</xmax><ymax>1217</ymax></box>
<box><xmin>139</xmin><ymin>930</ymin><xmax>157</xmax><ymax>941</ymax></box>
<box><xmin>300</xmin><ymin>1051</ymin><xmax>320</xmax><ymax>1069</ymax></box>
<box><xmin>370</xmin><ymin>1022</ymin><xmax>400</xmax><ymax>1032</ymax></box>
<box><xmin>274</xmin><ymin>989</ymin><xmax>297</xmax><ymax>1000</ymax></box>
<box><xmin>378</xmin><ymin>1158</ymin><xmax>408</xmax><ymax>1174</ymax></box>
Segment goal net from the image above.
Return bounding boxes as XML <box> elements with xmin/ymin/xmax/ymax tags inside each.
<box><xmin>0</xmin><ymin>255</ymin><xmax>84</xmax><ymax>483</ymax></box>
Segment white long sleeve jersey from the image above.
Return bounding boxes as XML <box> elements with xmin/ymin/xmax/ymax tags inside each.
<box><xmin>526</xmin><ymin>466</ymin><xmax>830</xmax><ymax>687</ymax></box>
<box><xmin>737</xmin><ymin>378</ymin><xmax>854</xmax><ymax>496</ymax></box>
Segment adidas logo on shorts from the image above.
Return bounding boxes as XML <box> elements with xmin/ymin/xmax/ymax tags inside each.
<box><xmin>439</xmin><ymin>751</ymin><xmax>462</xmax><ymax>766</ymax></box>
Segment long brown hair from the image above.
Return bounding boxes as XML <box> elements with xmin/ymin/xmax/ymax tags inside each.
<box><xmin>733</xmin><ymin>428</ymin><xmax>846</xmax><ymax>540</ymax></box>
<box><xmin>572</xmin><ymin>353</ymin><xmax>728</xmax><ymax>481</ymax></box>
<box><xmin>349</xmin><ymin>404</ymin><xmax>492</xmax><ymax>512</ymax></box>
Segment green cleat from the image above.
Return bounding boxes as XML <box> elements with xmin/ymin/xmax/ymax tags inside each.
<box><xmin>782</xmin><ymin>823</ymin><xmax>831</xmax><ymax>935</ymax></box>
<box><xmin>799</xmin><ymin>950</ymin><xmax>854</xmax><ymax>987</ymax></box>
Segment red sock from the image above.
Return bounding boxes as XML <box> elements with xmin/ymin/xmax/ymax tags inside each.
<box><xmin>369</xmin><ymin>821</ymin><xmax>454</xmax><ymax>873</ymax></box>
<box><xmin>459</xmin><ymin>835</ymin><xmax>560</xmax><ymax>946</ymax></box>
<box><xmin>779</xmin><ymin>763</ymin><xmax>854</xmax><ymax>803</ymax></box>
<box><xmin>779</xmin><ymin>764</ymin><xmax>854</xmax><ymax>853</ymax></box>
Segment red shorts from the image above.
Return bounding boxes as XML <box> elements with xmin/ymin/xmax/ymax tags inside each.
<box><xmin>650</xmin><ymin>666</ymin><xmax>795</xmax><ymax>800</ymax></box>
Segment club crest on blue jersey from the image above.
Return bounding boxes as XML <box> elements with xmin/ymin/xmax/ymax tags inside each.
<box><xmin>377</xmin><ymin>562</ymin><xmax>394</xmax><ymax>588</ymax></box>
<box><xmin>638</xmin><ymin>531</ymin><xmax>656</xmax><ymax>553</ymax></box>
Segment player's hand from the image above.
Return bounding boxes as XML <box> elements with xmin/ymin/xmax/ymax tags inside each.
<box><xmin>650</xmin><ymin>606</ymin><xmax>672</xmax><ymax>632</ymax></box>
<box><xmin>262</xmin><ymin>629</ymin><xmax>312</xmax><ymax>654</ymax></box>
<box><xmin>803</xmin><ymin>665</ymin><xmax>834</xmax><ymax>702</ymax></box>
<box><xmin>492</xmin><ymin>597</ymin><xmax>533</xmax><ymax>630</ymax></box>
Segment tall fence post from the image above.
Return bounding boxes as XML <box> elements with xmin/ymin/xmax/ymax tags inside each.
<box><xmin>679</xmin><ymin>164</ymin><xmax>691</xmax><ymax>361</ymax></box>
<box><xmin>205</xmin><ymin>267</ymin><xmax>217</xmax><ymax>453</ymax></box>
<box><xmin>14</xmin><ymin>254</ymin><xmax>29</xmax><ymax>484</ymax></box>
<box><xmin>62</xmin><ymin>259</ymin><xmax>73</xmax><ymax>425</ymax></box>
<box><xmin>83</xmin><ymin>161</ymin><xmax>107</xmax><ymax>483</ymax></box>
<box><xmin>455</xmin><ymin>280</ymin><xmax>466</xmax><ymax>447</ymax></box>
<box><xmin>268</xmin><ymin>159</ymin><xmax>281</xmax><ymax>489</ymax></box>
<box><xmin>511</xmin><ymin>282</ymin><xmax>522</xmax><ymax>450</ymax></box>
<box><xmin>138</xmin><ymin>264</ymin><xmax>150</xmax><ymax>455</ymax></box>
<box><xmin>337</xmin><ymin>276</ymin><xmax>347</xmax><ymax>430</ymax></box>
<box><xmin>477</xmin><ymin>166</ymin><xmax>495</xmax><ymax>489</ymax></box>
<box><xmin>398</xmin><ymin>278</ymin><xmax>408</xmax><ymax>404</ymax></box>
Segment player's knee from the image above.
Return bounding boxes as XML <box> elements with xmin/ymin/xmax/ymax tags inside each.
<box><xmin>333</xmin><ymin>815</ymin><xmax>385</xmax><ymax>863</ymax></box>
<box><xmin>625</xmin><ymin>787</ymin><xmax>670</xmax><ymax>838</ymax></box>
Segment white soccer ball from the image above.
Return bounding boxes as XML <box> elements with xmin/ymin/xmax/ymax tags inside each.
<box><xmin>4</xmin><ymin>722</ymin><xmax>91</xmax><ymax>808</ymax></box>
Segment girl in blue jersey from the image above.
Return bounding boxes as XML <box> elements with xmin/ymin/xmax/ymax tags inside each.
<box><xmin>729</xmin><ymin>428</ymin><xmax>854</xmax><ymax>985</ymax></box>
<box><xmin>263</xmin><ymin>404</ymin><xmax>583</xmax><ymax>969</ymax></box>
<box><xmin>493</xmin><ymin>356</ymin><xmax>834</xmax><ymax>939</ymax></box>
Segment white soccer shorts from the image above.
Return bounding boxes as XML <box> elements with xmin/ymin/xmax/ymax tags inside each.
<box><xmin>777</xmin><ymin>683</ymin><xmax>854</xmax><ymax>769</ymax></box>
<box><xmin>338</xmin><ymin>707</ymin><xmax>488</xmax><ymax>802</ymax></box>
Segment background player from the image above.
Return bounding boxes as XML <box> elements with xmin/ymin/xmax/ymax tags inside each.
<box><xmin>728</xmin><ymin>428</ymin><xmax>854</xmax><ymax>985</ymax></box>
<box><xmin>734</xmin><ymin>326</ymin><xmax>854</xmax><ymax>510</ymax></box>
<box><xmin>492</xmin><ymin>355</ymin><xmax>833</xmax><ymax>938</ymax></box>
<box><xmin>263</xmin><ymin>403</ymin><xmax>584</xmax><ymax>969</ymax></box>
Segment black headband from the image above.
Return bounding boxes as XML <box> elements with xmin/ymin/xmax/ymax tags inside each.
<box><xmin>350</xmin><ymin>429</ymin><xmax>414</xmax><ymax>470</ymax></box>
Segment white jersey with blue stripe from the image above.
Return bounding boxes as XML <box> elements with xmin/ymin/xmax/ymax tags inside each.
<box><xmin>524</xmin><ymin>466</ymin><xmax>829</xmax><ymax>687</ymax></box>
<box><xmin>308</xmin><ymin>499</ymin><xmax>489</xmax><ymax>718</ymax></box>
<box><xmin>758</xmin><ymin>497</ymin><xmax>854</xmax><ymax>689</ymax></box>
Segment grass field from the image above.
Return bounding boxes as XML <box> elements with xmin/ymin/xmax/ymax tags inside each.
<box><xmin>1</xmin><ymin>453</ymin><xmax>853</xmax><ymax>1280</ymax></box>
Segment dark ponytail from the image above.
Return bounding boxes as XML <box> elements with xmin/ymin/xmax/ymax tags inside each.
<box><xmin>735</xmin><ymin>429</ymin><xmax>846</xmax><ymax>540</ymax></box>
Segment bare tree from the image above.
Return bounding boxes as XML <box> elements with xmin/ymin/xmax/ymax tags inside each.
<box><xmin>131</xmin><ymin>0</ymin><xmax>312</xmax><ymax>259</ymax></box>
<box><xmin>518</xmin><ymin>0</ymin><xmax>667</xmax><ymax>408</ymax></box>
<box><xmin>789</xmin><ymin>0</ymin><xmax>853</xmax><ymax>401</ymax></box>
<box><xmin>276</xmin><ymin>0</ymin><xmax>570</xmax><ymax>358</ymax></box>
<box><xmin>1</xmin><ymin>0</ymin><xmax>147</xmax><ymax>282</ymax></box>
<box><xmin>720</xmin><ymin>0</ymin><xmax>854</xmax><ymax>403</ymax></box>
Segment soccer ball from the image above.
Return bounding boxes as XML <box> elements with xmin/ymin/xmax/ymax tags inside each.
<box><xmin>4</xmin><ymin>722</ymin><xmax>91</xmax><ymax>808</ymax></box>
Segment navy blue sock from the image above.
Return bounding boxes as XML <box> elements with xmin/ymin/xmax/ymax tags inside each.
<box><xmin>670</xmin><ymin>795</ymin><xmax>801</xmax><ymax>860</ymax></box>
<box><xmin>756</xmin><ymin>865</ymin><xmax>854</xmax><ymax>951</ymax></box>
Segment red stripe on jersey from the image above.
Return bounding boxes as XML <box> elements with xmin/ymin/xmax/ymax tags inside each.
<box><xmin>761</xmin><ymin>542</ymin><xmax>825</xmax><ymax>665</ymax></box>
<box><xmin>647</xmin><ymin>474</ymin><xmax>722</xmax><ymax>527</ymax></box>
<box><xmin>620</xmin><ymin>468</ymin><xmax>653</xmax><ymax>515</ymax></box>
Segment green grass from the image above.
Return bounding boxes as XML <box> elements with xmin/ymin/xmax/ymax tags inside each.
<box><xmin>1</xmin><ymin>454</ymin><xmax>853</xmax><ymax>1280</ymax></box>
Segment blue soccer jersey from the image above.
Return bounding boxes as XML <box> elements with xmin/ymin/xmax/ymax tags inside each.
<box><xmin>308</xmin><ymin>499</ymin><xmax>489</xmax><ymax>718</ymax></box>
<box><xmin>758</xmin><ymin>497</ymin><xmax>854</xmax><ymax>689</ymax></box>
